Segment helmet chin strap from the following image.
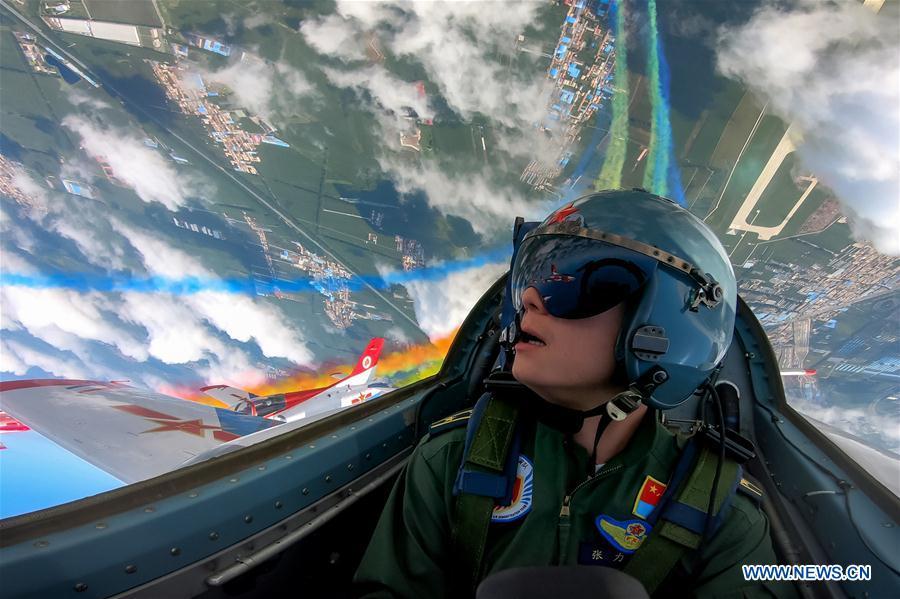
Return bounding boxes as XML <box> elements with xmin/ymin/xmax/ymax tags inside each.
<box><xmin>498</xmin><ymin>308</ymin><xmax>524</xmax><ymax>367</ymax></box>
<box><xmin>496</xmin><ymin>307</ymin><xmax>669</xmax><ymax>468</ymax></box>
<box><xmin>485</xmin><ymin>356</ymin><xmax>668</xmax><ymax>437</ymax></box>
<box><xmin>585</xmin><ymin>375</ymin><xmax>664</xmax><ymax>472</ymax></box>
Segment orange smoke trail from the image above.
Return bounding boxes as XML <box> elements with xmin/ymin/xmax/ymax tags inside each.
<box><xmin>159</xmin><ymin>384</ymin><xmax>229</xmax><ymax>407</ymax></box>
<box><xmin>166</xmin><ymin>329</ymin><xmax>459</xmax><ymax>404</ymax></box>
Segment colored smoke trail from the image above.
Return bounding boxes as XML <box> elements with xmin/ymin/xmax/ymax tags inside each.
<box><xmin>658</xmin><ymin>34</ymin><xmax>686</xmax><ymax>205</ymax></box>
<box><xmin>641</xmin><ymin>0</ymin><xmax>664</xmax><ymax>195</ymax></box>
<box><xmin>594</xmin><ymin>0</ymin><xmax>629</xmax><ymax>191</ymax></box>
<box><xmin>1</xmin><ymin>247</ymin><xmax>510</xmax><ymax>297</ymax></box>
<box><xmin>642</xmin><ymin>0</ymin><xmax>685</xmax><ymax>205</ymax></box>
<box><xmin>0</xmin><ymin>273</ymin><xmax>258</xmax><ymax>295</ymax></box>
<box><xmin>166</xmin><ymin>330</ymin><xmax>458</xmax><ymax>405</ymax></box>
<box><xmin>248</xmin><ymin>330</ymin><xmax>456</xmax><ymax>398</ymax></box>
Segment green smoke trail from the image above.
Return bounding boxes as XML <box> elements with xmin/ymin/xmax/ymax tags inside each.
<box><xmin>642</xmin><ymin>0</ymin><xmax>668</xmax><ymax>196</ymax></box>
<box><xmin>594</xmin><ymin>0</ymin><xmax>628</xmax><ymax>191</ymax></box>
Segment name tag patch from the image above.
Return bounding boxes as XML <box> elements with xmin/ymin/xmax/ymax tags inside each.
<box><xmin>577</xmin><ymin>540</ymin><xmax>632</xmax><ymax>568</ymax></box>
<box><xmin>491</xmin><ymin>455</ymin><xmax>534</xmax><ymax>523</ymax></box>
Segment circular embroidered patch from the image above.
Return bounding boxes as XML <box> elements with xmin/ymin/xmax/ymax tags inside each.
<box><xmin>491</xmin><ymin>455</ymin><xmax>534</xmax><ymax>523</ymax></box>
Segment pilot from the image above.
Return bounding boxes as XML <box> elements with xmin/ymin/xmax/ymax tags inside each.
<box><xmin>354</xmin><ymin>190</ymin><xmax>795</xmax><ymax>598</ymax></box>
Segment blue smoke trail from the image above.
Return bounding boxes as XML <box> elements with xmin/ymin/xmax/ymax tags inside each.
<box><xmin>1</xmin><ymin>246</ymin><xmax>513</xmax><ymax>296</ymax></box>
<box><xmin>656</xmin><ymin>23</ymin><xmax>686</xmax><ymax>206</ymax></box>
<box><xmin>642</xmin><ymin>0</ymin><xmax>685</xmax><ymax>205</ymax></box>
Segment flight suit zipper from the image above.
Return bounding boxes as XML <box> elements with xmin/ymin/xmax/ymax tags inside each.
<box><xmin>557</xmin><ymin>464</ymin><xmax>624</xmax><ymax>564</ymax></box>
<box><xmin>558</xmin><ymin>494</ymin><xmax>572</xmax><ymax>564</ymax></box>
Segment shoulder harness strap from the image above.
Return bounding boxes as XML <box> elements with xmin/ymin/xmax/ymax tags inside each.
<box><xmin>624</xmin><ymin>438</ymin><xmax>743</xmax><ymax>595</ymax></box>
<box><xmin>451</xmin><ymin>393</ymin><xmax>521</xmax><ymax>591</ymax></box>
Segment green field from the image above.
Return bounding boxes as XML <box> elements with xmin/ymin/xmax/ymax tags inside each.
<box><xmin>753</xmin><ymin>151</ymin><xmax>806</xmax><ymax>228</ymax></box>
<box><xmin>0</xmin><ymin>65</ymin><xmax>51</xmax><ymax>118</ymax></box>
<box><xmin>0</xmin><ymin>26</ymin><xmax>27</xmax><ymax>69</ymax></box>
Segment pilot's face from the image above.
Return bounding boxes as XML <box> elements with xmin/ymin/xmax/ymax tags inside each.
<box><xmin>512</xmin><ymin>286</ymin><xmax>624</xmax><ymax>411</ymax></box>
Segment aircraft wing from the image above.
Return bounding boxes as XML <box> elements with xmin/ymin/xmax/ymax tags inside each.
<box><xmin>198</xmin><ymin>384</ymin><xmax>254</xmax><ymax>409</ymax></box>
<box><xmin>0</xmin><ymin>379</ymin><xmax>281</xmax><ymax>485</ymax></box>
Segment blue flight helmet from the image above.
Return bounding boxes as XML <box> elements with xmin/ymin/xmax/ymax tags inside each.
<box><xmin>508</xmin><ymin>189</ymin><xmax>737</xmax><ymax>411</ymax></box>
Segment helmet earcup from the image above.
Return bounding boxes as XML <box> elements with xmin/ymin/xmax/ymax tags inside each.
<box><xmin>624</xmin><ymin>271</ymin><xmax>735</xmax><ymax>409</ymax></box>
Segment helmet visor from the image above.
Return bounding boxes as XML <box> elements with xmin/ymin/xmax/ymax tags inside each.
<box><xmin>511</xmin><ymin>234</ymin><xmax>656</xmax><ymax>319</ymax></box>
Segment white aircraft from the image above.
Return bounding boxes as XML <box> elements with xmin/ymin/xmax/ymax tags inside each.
<box><xmin>199</xmin><ymin>338</ymin><xmax>390</xmax><ymax>423</ymax></box>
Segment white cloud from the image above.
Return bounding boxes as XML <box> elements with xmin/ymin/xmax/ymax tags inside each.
<box><xmin>316</xmin><ymin>1</ymin><xmax>550</xmax><ymax>128</ymax></box>
<box><xmin>298</xmin><ymin>1</ymin><xmax>556</xmax><ymax>232</ymax></box>
<box><xmin>117</xmin><ymin>226</ymin><xmax>314</xmax><ymax>366</ymax></box>
<box><xmin>3</xmin><ymin>167</ymin><xmax>134</xmax><ymax>272</ymax></box>
<box><xmin>384</xmin><ymin>326</ymin><xmax>410</xmax><ymax>345</ymax></box>
<box><xmin>114</xmin><ymin>218</ymin><xmax>214</xmax><ymax>279</ymax></box>
<box><xmin>716</xmin><ymin>0</ymin><xmax>900</xmax><ymax>255</ymax></box>
<box><xmin>0</xmin><ymin>338</ymin><xmax>90</xmax><ymax>380</ymax></box>
<box><xmin>118</xmin><ymin>292</ymin><xmax>226</xmax><ymax>364</ymax></box>
<box><xmin>381</xmin><ymin>260</ymin><xmax>506</xmax><ymax>341</ymax></box>
<box><xmin>299</xmin><ymin>13</ymin><xmax>367</xmax><ymax>61</ymax></box>
<box><xmin>62</xmin><ymin>116</ymin><xmax>196</xmax><ymax>210</ymax></box>
<box><xmin>8</xmin><ymin>168</ymin><xmax>51</xmax><ymax>215</ymax></box>
<box><xmin>65</xmin><ymin>85</ymin><xmax>111</xmax><ymax>111</ymax></box>
<box><xmin>196</xmin><ymin>53</ymin><xmax>315</xmax><ymax>124</ymax></box>
<box><xmin>222</xmin><ymin>12</ymin><xmax>239</xmax><ymax>36</ymax></box>
<box><xmin>191</xmin><ymin>291</ymin><xmax>314</xmax><ymax>365</ymax></box>
<box><xmin>791</xmin><ymin>397</ymin><xmax>900</xmax><ymax>455</ymax></box>
<box><xmin>1</xmin><ymin>287</ymin><xmax>148</xmax><ymax>361</ymax></box>
<box><xmin>0</xmin><ymin>246</ymin><xmax>37</xmax><ymax>276</ymax></box>
<box><xmin>323</xmin><ymin>66</ymin><xmax>432</xmax><ymax>121</ymax></box>
<box><xmin>0</xmin><ymin>201</ymin><xmax>40</xmax><ymax>257</ymax></box>
<box><xmin>1</xmin><ymin>215</ymin><xmax>317</xmax><ymax>388</ymax></box>
<box><xmin>244</xmin><ymin>13</ymin><xmax>274</xmax><ymax>30</ymax></box>
<box><xmin>48</xmin><ymin>199</ymin><xmax>132</xmax><ymax>271</ymax></box>
<box><xmin>0</xmin><ymin>339</ymin><xmax>30</xmax><ymax>376</ymax></box>
<box><xmin>380</xmin><ymin>157</ymin><xmax>549</xmax><ymax>234</ymax></box>
<box><xmin>1</xmin><ymin>283</ymin><xmax>314</xmax><ymax>386</ymax></box>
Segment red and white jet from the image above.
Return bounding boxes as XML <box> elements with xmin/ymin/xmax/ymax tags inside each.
<box><xmin>199</xmin><ymin>338</ymin><xmax>390</xmax><ymax>423</ymax></box>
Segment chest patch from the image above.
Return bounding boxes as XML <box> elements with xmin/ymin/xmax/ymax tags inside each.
<box><xmin>633</xmin><ymin>475</ymin><xmax>667</xmax><ymax>519</ymax></box>
<box><xmin>595</xmin><ymin>515</ymin><xmax>652</xmax><ymax>554</ymax></box>
<box><xmin>491</xmin><ymin>455</ymin><xmax>534</xmax><ymax>523</ymax></box>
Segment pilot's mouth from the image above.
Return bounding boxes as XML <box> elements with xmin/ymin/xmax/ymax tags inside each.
<box><xmin>521</xmin><ymin>331</ymin><xmax>546</xmax><ymax>346</ymax></box>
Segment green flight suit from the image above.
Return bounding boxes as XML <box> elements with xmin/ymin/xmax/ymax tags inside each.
<box><xmin>355</xmin><ymin>410</ymin><xmax>795</xmax><ymax>598</ymax></box>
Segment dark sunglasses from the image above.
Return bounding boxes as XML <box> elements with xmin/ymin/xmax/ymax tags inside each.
<box><xmin>510</xmin><ymin>234</ymin><xmax>656</xmax><ymax>319</ymax></box>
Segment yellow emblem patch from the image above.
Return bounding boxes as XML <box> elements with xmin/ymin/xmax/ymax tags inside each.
<box><xmin>595</xmin><ymin>515</ymin><xmax>652</xmax><ymax>554</ymax></box>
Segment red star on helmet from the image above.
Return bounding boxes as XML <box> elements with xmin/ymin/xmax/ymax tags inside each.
<box><xmin>548</xmin><ymin>203</ymin><xmax>579</xmax><ymax>224</ymax></box>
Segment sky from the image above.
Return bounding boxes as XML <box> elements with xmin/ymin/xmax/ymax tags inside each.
<box><xmin>1</xmin><ymin>0</ymin><xmax>898</xmax><ymax>399</ymax></box>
